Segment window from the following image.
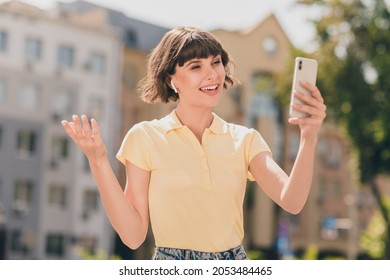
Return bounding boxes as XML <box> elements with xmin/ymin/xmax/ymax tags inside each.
<box><xmin>51</xmin><ymin>89</ymin><xmax>75</xmax><ymax>121</ymax></box>
<box><xmin>317</xmin><ymin>177</ymin><xmax>327</xmax><ymax>205</ymax></box>
<box><xmin>328</xmin><ymin>139</ymin><xmax>342</xmax><ymax>169</ymax></box>
<box><xmin>318</xmin><ymin>138</ymin><xmax>343</xmax><ymax>169</ymax></box>
<box><xmin>11</xmin><ymin>230</ymin><xmax>27</xmax><ymax>253</ymax></box>
<box><xmin>0</xmin><ymin>78</ymin><xmax>5</xmax><ymax>104</ymax></box>
<box><xmin>82</xmin><ymin>190</ymin><xmax>99</xmax><ymax>219</ymax></box>
<box><xmin>25</xmin><ymin>37</ymin><xmax>42</xmax><ymax>62</ymax></box>
<box><xmin>0</xmin><ymin>31</ymin><xmax>7</xmax><ymax>53</ymax></box>
<box><xmin>88</xmin><ymin>52</ymin><xmax>106</xmax><ymax>75</ymax></box>
<box><xmin>124</xmin><ymin>29</ymin><xmax>137</xmax><ymax>47</ymax></box>
<box><xmin>17</xmin><ymin>129</ymin><xmax>37</xmax><ymax>157</ymax></box>
<box><xmin>51</xmin><ymin>137</ymin><xmax>69</xmax><ymax>160</ymax></box>
<box><xmin>13</xmin><ymin>179</ymin><xmax>34</xmax><ymax>216</ymax></box>
<box><xmin>262</xmin><ymin>36</ymin><xmax>278</xmax><ymax>55</ymax></box>
<box><xmin>48</xmin><ymin>184</ymin><xmax>67</xmax><ymax>209</ymax></box>
<box><xmin>84</xmin><ymin>190</ymin><xmax>98</xmax><ymax>212</ymax></box>
<box><xmin>19</xmin><ymin>85</ymin><xmax>40</xmax><ymax>110</ymax></box>
<box><xmin>57</xmin><ymin>45</ymin><xmax>75</xmax><ymax>68</ymax></box>
<box><xmin>250</xmin><ymin>72</ymin><xmax>278</xmax><ymax>117</ymax></box>
<box><xmin>45</xmin><ymin>234</ymin><xmax>65</xmax><ymax>257</ymax></box>
<box><xmin>321</xmin><ymin>215</ymin><xmax>338</xmax><ymax>240</ymax></box>
<box><xmin>333</xmin><ymin>180</ymin><xmax>341</xmax><ymax>198</ymax></box>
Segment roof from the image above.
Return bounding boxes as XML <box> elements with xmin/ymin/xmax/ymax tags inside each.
<box><xmin>58</xmin><ymin>0</ymin><xmax>170</xmax><ymax>51</ymax></box>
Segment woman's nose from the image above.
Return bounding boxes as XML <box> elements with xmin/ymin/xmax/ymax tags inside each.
<box><xmin>205</xmin><ymin>65</ymin><xmax>218</xmax><ymax>80</ymax></box>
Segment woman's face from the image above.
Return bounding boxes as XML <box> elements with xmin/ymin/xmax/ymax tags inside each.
<box><xmin>170</xmin><ymin>54</ymin><xmax>226</xmax><ymax>108</ymax></box>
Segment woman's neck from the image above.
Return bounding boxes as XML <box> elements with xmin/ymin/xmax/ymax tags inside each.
<box><xmin>175</xmin><ymin>104</ymin><xmax>214</xmax><ymax>142</ymax></box>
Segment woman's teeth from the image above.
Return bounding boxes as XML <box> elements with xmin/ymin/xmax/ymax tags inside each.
<box><xmin>200</xmin><ymin>85</ymin><xmax>218</xmax><ymax>91</ymax></box>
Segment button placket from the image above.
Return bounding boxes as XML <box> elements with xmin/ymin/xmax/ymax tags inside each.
<box><xmin>201</xmin><ymin>131</ymin><xmax>212</xmax><ymax>188</ymax></box>
<box><xmin>183</xmin><ymin>126</ymin><xmax>212</xmax><ymax>188</ymax></box>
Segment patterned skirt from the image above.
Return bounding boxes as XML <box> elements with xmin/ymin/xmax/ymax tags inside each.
<box><xmin>152</xmin><ymin>244</ymin><xmax>248</xmax><ymax>260</ymax></box>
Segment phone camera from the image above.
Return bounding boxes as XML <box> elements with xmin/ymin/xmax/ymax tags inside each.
<box><xmin>298</xmin><ymin>60</ymin><xmax>302</xmax><ymax>70</ymax></box>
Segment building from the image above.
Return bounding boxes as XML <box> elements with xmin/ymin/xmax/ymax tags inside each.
<box><xmin>0</xmin><ymin>0</ymin><xmax>375</xmax><ymax>260</ymax></box>
<box><xmin>0</xmin><ymin>0</ymin><xmax>122</xmax><ymax>259</ymax></box>
<box><xmin>56</xmin><ymin>0</ymin><xmax>171</xmax><ymax>260</ymax></box>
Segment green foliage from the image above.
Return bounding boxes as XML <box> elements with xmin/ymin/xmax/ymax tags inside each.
<box><xmin>360</xmin><ymin>197</ymin><xmax>390</xmax><ymax>259</ymax></box>
<box><xmin>301</xmin><ymin>244</ymin><xmax>319</xmax><ymax>260</ymax></box>
<box><xmin>246</xmin><ymin>250</ymin><xmax>264</xmax><ymax>260</ymax></box>
<box><xmin>77</xmin><ymin>247</ymin><xmax>121</xmax><ymax>260</ymax></box>
<box><xmin>295</xmin><ymin>0</ymin><xmax>390</xmax><ymax>184</ymax></box>
<box><xmin>284</xmin><ymin>0</ymin><xmax>390</xmax><ymax>258</ymax></box>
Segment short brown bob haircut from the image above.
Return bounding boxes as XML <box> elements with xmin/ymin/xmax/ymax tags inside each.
<box><xmin>138</xmin><ymin>27</ymin><xmax>238</xmax><ymax>103</ymax></box>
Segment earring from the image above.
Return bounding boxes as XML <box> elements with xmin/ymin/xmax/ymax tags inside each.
<box><xmin>171</xmin><ymin>80</ymin><xmax>178</xmax><ymax>93</ymax></box>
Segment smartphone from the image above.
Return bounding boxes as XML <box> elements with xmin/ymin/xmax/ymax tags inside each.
<box><xmin>289</xmin><ymin>57</ymin><xmax>318</xmax><ymax>118</ymax></box>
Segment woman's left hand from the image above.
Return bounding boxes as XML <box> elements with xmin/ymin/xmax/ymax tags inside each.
<box><xmin>288</xmin><ymin>81</ymin><xmax>326</xmax><ymax>139</ymax></box>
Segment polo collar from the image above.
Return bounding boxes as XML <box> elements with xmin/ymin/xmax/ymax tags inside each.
<box><xmin>160</xmin><ymin>110</ymin><xmax>228</xmax><ymax>134</ymax></box>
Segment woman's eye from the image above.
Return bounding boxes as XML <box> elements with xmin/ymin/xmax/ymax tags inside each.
<box><xmin>213</xmin><ymin>60</ymin><xmax>221</xmax><ymax>65</ymax></box>
<box><xmin>191</xmin><ymin>65</ymin><xmax>200</xmax><ymax>70</ymax></box>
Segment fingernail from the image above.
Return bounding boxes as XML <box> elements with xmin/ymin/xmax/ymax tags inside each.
<box><xmin>61</xmin><ymin>120</ymin><xmax>66</xmax><ymax>126</ymax></box>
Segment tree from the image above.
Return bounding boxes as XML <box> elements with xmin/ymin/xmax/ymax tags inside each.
<box><xmin>360</xmin><ymin>197</ymin><xmax>390</xmax><ymax>259</ymax></box>
<box><xmin>288</xmin><ymin>0</ymin><xmax>390</xmax><ymax>259</ymax></box>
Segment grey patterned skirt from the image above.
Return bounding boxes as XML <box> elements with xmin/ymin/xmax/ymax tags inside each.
<box><xmin>152</xmin><ymin>244</ymin><xmax>248</xmax><ymax>260</ymax></box>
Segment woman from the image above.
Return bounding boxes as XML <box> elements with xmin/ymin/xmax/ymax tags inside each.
<box><xmin>61</xmin><ymin>27</ymin><xmax>326</xmax><ymax>260</ymax></box>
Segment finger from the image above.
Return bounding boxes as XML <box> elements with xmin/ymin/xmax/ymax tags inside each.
<box><xmin>299</xmin><ymin>117</ymin><xmax>324</xmax><ymax>126</ymax></box>
<box><xmin>81</xmin><ymin>115</ymin><xmax>92</xmax><ymax>139</ymax></box>
<box><xmin>291</xmin><ymin>103</ymin><xmax>319</xmax><ymax>117</ymax></box>
<box><xmin>291</xmin><ymin>99</ymin><xmax>326</xmax><ymax>120</ymax></box>
<box><xmin>288</xmin><ymin>117</ymin><xmax>299</xmax><ymax>125</ymax></box>
<box><xmin>289</xmin><ymin>117</ymin><xmax>323</xmax><ymax>126</ymax></box>
<box><xmin>292</xmin><ymin>103</ymin><xmax>326</xmax><ymax>119</ymax></box>
<box><xmin>300</xmin><ymin>81</ymin><xmax>324</xmax><ymax>103</ymax></box>
<box><xmin>91</xmin><ymin>119</ymin><xmax>102</xmax><ymax>142</ymax></box>
<box><xmin>72</xmin><ymin>115</ymin><xmax>84</xmax><ymax>138</ymax></box>
<box><xmin>61</xmin><ymin>120</ymin><xmax>78</xmax><ymax>142</ymax></box>
<box><xmin>293</xmin><ymin>92</ymin><xmax>326</xmax><ymax>113</ymax></box>
<box><xmin>68</xmin><ymin>122</ymin><xmax>77</xmax><ymax>133</ymax></box>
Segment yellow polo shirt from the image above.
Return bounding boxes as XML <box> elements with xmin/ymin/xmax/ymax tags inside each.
<box><xmin>116</xmin><ymin>110</ymin><xmax>271</xmax><ymax>252</ymax></box>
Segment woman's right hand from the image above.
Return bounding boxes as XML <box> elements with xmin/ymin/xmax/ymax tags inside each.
<box><xmin>61</xmin><ymin>115</ymin><xmax>107</xmax><ymax>165</ymax></box>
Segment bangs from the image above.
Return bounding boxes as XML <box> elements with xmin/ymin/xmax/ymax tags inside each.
<box><xmin>175</xmin><ymin>35</ymin><xmax>223</xmax><ymax>68</ymax></box>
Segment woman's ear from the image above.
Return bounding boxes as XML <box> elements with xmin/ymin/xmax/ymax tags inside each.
<box><xmin>170</xmin><ymin>80</ymin><xmax>178</xmax><ymax>93</ymax></box>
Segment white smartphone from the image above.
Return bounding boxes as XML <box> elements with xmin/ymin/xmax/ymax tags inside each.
<box><xmin>289</xmin><ymin>57</ymin><xmax>318</xmax><ymax>118</ymax></box>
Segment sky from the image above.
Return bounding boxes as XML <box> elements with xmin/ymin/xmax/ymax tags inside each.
<box><xmin>1</xmin><ymin>0</ymin><xmax>321</xmax><ymax>51</ymax></box>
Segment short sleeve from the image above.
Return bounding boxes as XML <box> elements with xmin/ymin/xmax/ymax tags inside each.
<box><xmin>116</xmin><ymin>123</ymin><xmax>151</xmax><ymax>171</ymax></box>
<box><xmin>247</xmin><ymin>129</ymin><xmax>271</xmax><ymax>181</ymax></box>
